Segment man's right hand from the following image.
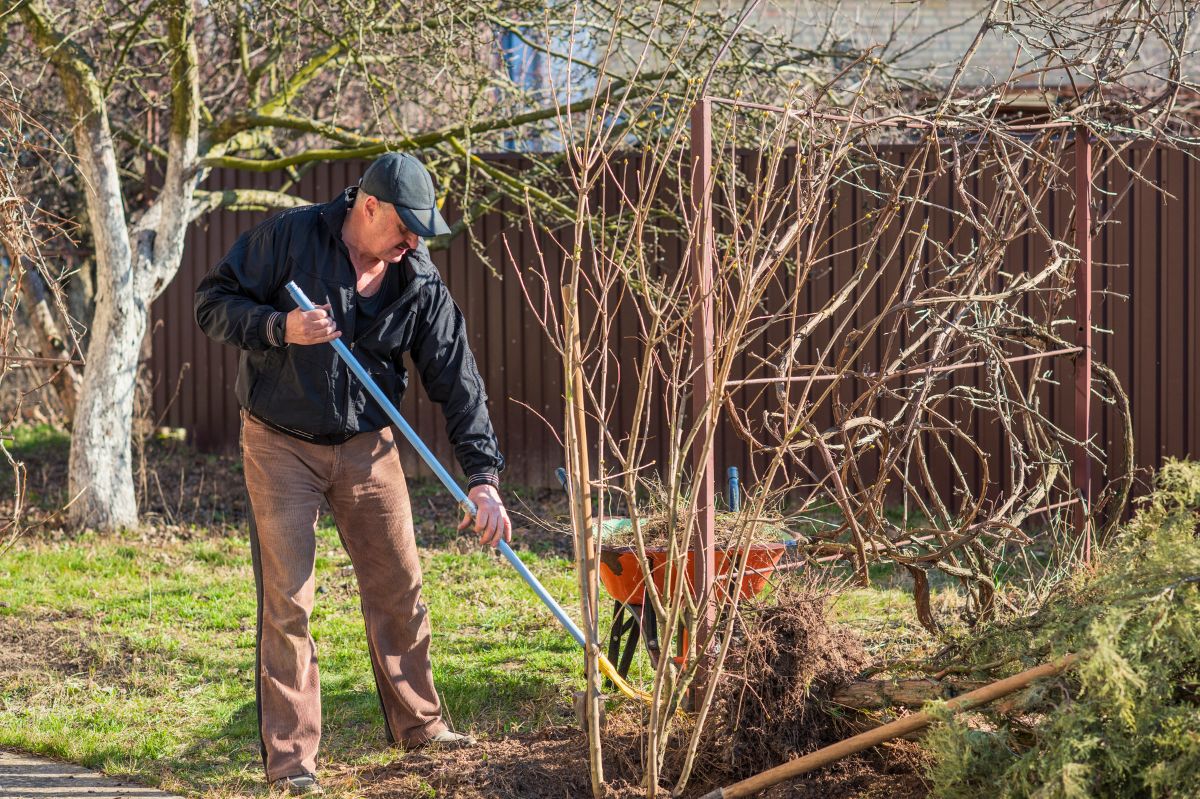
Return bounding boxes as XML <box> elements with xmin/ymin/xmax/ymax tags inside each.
<box><xmin>285</xmin><ymin>303</ymin><xmax>341</xmax><ymax>345</ymax></box>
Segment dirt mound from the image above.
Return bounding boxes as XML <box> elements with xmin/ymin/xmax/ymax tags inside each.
<box><xmin>706</xmin><ymin>586</ymin><xmax>872</xmax><ymax>777</ymax></box>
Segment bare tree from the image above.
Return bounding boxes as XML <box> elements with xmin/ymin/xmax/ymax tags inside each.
<box><xmin>0</xmin><ymin>74</ymin><xmax>78</xmax><ymax>549</ymax></box>
<box><xmin>0</xmin><ymin>0</ymin><xmax>809</xmax><ymax>530</ymax></box>
<box><xmin>514</xmin><ymin>1</ymin><xmax>1197</xmax><ymax>794</ymax></box>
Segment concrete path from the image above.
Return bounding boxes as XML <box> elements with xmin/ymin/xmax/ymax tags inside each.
<box><xmin>0</xmin><ymin>751</ymin><xmax>185</xmax><ymax>799</ymax></box>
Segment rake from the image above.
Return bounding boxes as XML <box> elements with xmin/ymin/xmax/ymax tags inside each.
<box><xmin>285</xmin><ymin>281</ymin><xmax>652</xmax><ymax>705</ymax></box>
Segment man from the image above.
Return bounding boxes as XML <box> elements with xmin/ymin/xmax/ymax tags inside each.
<box><xmin>195</xmin><ymin>152</ymin><xmax>511</xmax><ymax>796</ymax></box>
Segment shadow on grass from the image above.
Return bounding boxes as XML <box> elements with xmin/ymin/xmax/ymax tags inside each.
<box><xmin>168</xmin><ymin>663</ymin><xmax>570</xmax><ymax>793</ymax></box>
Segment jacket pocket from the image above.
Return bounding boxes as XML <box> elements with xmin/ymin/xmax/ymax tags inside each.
<box><xmin>245</xmin><ymin>349</ymin><xmax>281</xmax><ymax>411</ymax></box>
<box><xmin>261</xmin><ymin>345</ymin><xmax>337</xmax><ymax>434</ymax></box>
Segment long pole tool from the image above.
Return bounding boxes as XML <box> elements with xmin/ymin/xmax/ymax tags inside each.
<box><xmin>285</xmin><ymin>282</ymin><xmax>652</xmax><ymax>704</ymax></box>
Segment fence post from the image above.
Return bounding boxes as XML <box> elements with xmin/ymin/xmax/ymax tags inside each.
<box><xmin>1074</xmin><ymin>125</ymin><xmax>1094</xmax><ymax>562</ymax></box>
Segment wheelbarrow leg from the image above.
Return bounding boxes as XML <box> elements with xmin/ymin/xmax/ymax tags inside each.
<box><xmin>617</xmin><ymin>605</ymin><xmax>642</xmax><ymax>678</ymax></box>
<box><xmin>640</xmin><ymin>603</ymin><xmax>661</xmax><ymax>667</ymax></box>
<box><xmin>605</xmin><ymin>600</ymin><xmax>641</xmax><ymax>688</ymax></box>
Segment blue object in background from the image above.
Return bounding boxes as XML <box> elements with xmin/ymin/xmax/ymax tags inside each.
<box><xmin>728</xmin><ymin>466</ymin><xmax>741</xmax><ymax>512</ymax></box>
<box><xmin>498</xmin><ymin>24</ymin><xmax>597</xmax><ymax>151</ymax></box>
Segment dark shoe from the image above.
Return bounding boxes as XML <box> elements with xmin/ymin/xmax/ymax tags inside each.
<box><xmin>424</xmin><ymin>728</ymin><xmax>477</xmax><ymax>748</ymax></box>
<box><xmin>272</xmin><ymin>773</ymin><xmax>324</xmax><ymax>796</ymax></box>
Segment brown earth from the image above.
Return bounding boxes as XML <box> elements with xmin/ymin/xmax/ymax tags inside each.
<box><xmin>352</xmin><ymin>719</ymin><xmax>926</xmax><ymax>799</ymax></box>
<box><xmin>0</xmin><ymin>610</ymin><xmax>161</xmax><ymax>692</ymax></box>
<box><xmin>2</xmin><ymin>428</ymin><xmax>575</xmax><ymax>554</ymax></box>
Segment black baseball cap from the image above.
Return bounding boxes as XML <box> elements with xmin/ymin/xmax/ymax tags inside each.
<box><xmin>358</xmin><ymin>152</ymin><xmax>451</xmax><ymax>237</ymax></box>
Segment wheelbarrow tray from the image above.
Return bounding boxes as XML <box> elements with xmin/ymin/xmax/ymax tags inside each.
<box><xmin>596</xmin><ymin>518</ymin><xmax>789</xmax><ymax>605</ymax></box>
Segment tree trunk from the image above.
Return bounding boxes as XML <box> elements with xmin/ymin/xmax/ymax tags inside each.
<box><xmin>563</xmin><ymin>284</ymin><xmax>605</xmax><ymax>798</ymax></box>
<box><xmin>67</xmin><ymin>255</ymin><xmax>143</xmax><ymax>530</ymax></box>
<box><xmin>19</xmin><ymin>0</ymin><xmax>199</xmax><ymax>531</ymax></box>
<box><xmin>831</xmin><ymin>677</ymin><xmax>1043</xmax><ymax>716</ymax></box>
<box><xmin>64</xmin><ymin>118</ymin><xmax>139</xmax><ymax>530</ymax></box>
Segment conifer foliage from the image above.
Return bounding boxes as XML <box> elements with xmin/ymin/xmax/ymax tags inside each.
<box><xmin>926</xmin><ymin>460</ymin><xmax>1200</xmax><ymax>798</ymax></box>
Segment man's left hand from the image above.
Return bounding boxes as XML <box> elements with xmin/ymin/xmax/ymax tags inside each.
<box><xmin>459</xmin><ymin>484</ymin><xmax>512</xmax><ymax>547</ymax></box>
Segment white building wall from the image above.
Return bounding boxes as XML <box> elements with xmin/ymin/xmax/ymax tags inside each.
<box><xmin>750</xmin><ymin>0</ymin><xmax>1198</xmax><ymax>88</ymax></box>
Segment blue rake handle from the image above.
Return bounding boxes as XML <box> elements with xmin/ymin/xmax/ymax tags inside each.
<box><xmin>284</xmin><ymin>282</ymin><xmax>587</xmax><ymax>649</ymax></box>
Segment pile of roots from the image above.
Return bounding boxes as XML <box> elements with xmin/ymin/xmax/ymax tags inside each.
<box><xmin>706</xmin><ymin>586</ymin><xmax>873</xmax><ymax>777</ymax></box>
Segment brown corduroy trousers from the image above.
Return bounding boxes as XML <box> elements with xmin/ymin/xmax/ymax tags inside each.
<box><xmin>240</xmin><ymin>410</ymin><xmax>446</xmax><ymax>781</ymax></box>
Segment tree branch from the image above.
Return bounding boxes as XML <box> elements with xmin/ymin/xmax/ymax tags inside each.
<box><xmin>201</xmin><ymin>76</ymin><xmax>658</xmax><ymax>170</ymax></box>
<box><xmin>190</xmin><ymin>187</ymin><xmax>310</xmax><ymax>218</ymax></box>
<box><xmin>13</xmin><ymin>0</ymin><xmax>131</xmax><ymax>289</ymax></box>
<box><xmin>146</xmin><ymin>0</ymin><xmax>200</xmax><ymax>293</ymax></box>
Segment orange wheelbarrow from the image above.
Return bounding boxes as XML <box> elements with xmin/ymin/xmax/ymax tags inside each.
<box><xmin>596</xmin><ymin>518</ymin><xmax>790</xmax><ymax>682</ymax></box>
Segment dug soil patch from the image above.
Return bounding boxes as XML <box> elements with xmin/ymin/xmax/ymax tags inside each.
<box><xmin>0</xmin><ymin>611</ymin><xmax>155</xmax><ymax>691</ymax></box>
<box><xmin>357</xmin><ymin>588</ymin><xmax>926</xmax><ymax>798</ymax></box>
<box><xmin>355</xmin><ymin>721</ymin><xmax>925</xmax><ymax>799</ymax></box>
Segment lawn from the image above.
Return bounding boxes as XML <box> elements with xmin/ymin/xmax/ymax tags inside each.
<box><xmin>0</xmin><ymin>519</ymin><xmax>592</xmax><ymax>797</ymax></box>
<box><xmin>0</xmin><ymin>426</ymin><xmax>947</xmax><ymax>799</ymax></box>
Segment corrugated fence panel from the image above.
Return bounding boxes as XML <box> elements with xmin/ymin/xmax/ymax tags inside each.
<box><xmin>152</xmin><ymin>147</ymin><xmax>1199</xmax><ymax>493</ymax></box>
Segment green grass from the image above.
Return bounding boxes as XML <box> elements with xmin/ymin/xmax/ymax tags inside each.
<box><xmin>0</xmin><ymin>522</ymin><xmax>595</xmax><ymax>797</ymax></box>
<box><xmin>4</xmin><ymin>422</ymin><xmax>70</xmax><ymax>453</ymax></box>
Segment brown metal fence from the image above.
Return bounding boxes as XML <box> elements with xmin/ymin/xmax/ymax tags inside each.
<box><xmin>152</xmin><ymin>147</ymin><xmax>1200</xmax><ymax>491</ymax></box>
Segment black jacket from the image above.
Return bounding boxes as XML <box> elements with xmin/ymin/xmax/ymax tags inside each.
<box><xmin>194</xmin><ymin>188</ymin><xmax>504</xmax><ymax>480</ymax></box>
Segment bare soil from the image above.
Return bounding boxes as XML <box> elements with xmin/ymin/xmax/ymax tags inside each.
<box><xmin>2</xmin><ymin>433</ymin><xmax>251</xmax><ymax>541</ymax></box>
<box><xmin>354</xmin><ymin>589</ymin><xmax>928</xmax><ymax>799</ymax></box>
<box><xmin>353</xmin><ymin>719</ymin><xmax>926</xmax><ymax>799</ymax></box>
<box><xmin>2</xmin><ymin>429</ymin><xmax>575</xmax><ymax>554</ymax></box>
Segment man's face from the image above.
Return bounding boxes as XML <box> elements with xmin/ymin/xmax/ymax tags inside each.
<box><xmin>364</xmin><ymin>195</ymin><xmax>420</xmax><ymax>262</ymax></box>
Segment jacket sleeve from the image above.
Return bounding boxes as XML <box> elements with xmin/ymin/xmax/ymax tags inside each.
<box><xmin>410</xmin><ymin>280</ymin><xmax>506</xmax><ymax>479</ymax></box>
<box><xmin>194</xmin><ymin>218</ymin><xmax>289</xmax><ymax>351</ymax></box>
